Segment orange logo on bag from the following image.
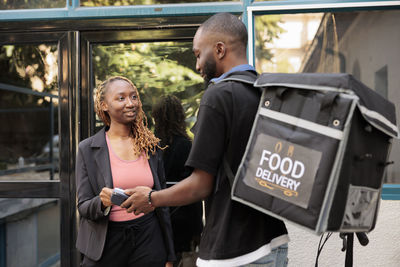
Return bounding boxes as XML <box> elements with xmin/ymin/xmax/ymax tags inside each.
<box><xmin>255</xmin><ymin>178</ymin><xmax>298</xmax><ymax>197</ymax></box>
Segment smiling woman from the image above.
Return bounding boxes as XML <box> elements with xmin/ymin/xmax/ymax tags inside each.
<box><xmin>75</xmin><ymin>75</ymin><xmax>175</xmax><ymax>267</ymax></box>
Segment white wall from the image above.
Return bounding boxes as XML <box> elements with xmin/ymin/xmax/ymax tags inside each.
<box><xmin>287</xmin><ymin>200</ymin><xmax>400</xmax><ymax>266</ymax></box>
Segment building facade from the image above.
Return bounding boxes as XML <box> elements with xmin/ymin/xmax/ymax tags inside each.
<box><xmin>0</xmin><ymin>1</ymin><xmax>399</xmax><ymax>266</ymax></box>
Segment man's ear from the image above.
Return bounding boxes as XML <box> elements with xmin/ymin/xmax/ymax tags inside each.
<box><xmin>215</xmin><ymin>42</ymin><xmax>226</xmax><ymax>59</ymax></box>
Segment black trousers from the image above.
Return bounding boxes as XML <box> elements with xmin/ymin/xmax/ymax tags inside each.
<box><xmin>82</xmin><ymin>212</ymin><xmax>167</xmax><ymax>267</ymax></box>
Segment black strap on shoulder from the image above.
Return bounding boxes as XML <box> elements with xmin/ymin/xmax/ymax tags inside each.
<box><xmin>213</xmin><ymin>73</ymin><xmax>258</xmax><ymax>87</ymax></box>
<box><xmin>217</xmin><ymin>72</ymin><xmax>258</xmax><ymax>187</ymax></box>
<box><xmin>223</xmin><ymin>154</ymin><xmax>236</xmax><ymax>187</ymax></box>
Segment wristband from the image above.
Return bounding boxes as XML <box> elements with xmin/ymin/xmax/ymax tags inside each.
<box><xmin>148</xmin><ymin>190</ymin><xmax>156</xmax><ymax>206</ymax></box>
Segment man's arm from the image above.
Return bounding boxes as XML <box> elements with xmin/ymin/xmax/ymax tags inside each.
<box><xmin>122</xmin><ymin>168</ymin><xmax>214</xmax><ymax>215</ymax></box>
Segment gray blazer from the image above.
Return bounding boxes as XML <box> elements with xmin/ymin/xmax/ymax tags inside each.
<box><xmin>75</xmin><ymin>127</ymin><xmax>175</xmax><ymax>261</ymax></box>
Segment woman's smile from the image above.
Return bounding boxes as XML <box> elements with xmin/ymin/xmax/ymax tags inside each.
<box><xmin>124</xmin><ymin>109</ymin><xmax>136</xmax><ymax>117</ymax></box>
<box><xmin>102</xmin><ymin>79</ymin><xmax>141</xmax><ymax>124</ymax></box>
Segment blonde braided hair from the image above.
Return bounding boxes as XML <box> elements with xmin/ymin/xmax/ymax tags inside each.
<box><xmin>94</xmin><ymin>76</ymin><xmax>161</xmax><ymax>156</ymax></box>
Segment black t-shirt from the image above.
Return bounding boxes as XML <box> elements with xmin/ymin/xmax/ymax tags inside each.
<box><xmin>186</xmin><ymin>70</ymin><xmax>288</xmax><ymax>260</ymax></box>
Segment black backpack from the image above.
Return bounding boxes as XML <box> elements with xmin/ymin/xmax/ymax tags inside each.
<box><xmin>220</xmin><ymin>72</ymin><xmax>398</xmax><ymax>266</ymax></box>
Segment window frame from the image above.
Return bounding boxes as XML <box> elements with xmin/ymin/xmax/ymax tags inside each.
<box><xmin>0</xmin><ymin>0</ymin><xmax>245</xmax><ymax>21</ymax></box>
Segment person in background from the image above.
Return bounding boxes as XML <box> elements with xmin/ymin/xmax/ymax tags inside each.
<box><xmin>75</xmin><ymin>76</ymin><xmax>175</xmax><ymax>267</ymax></box>
<box><xmin>152</xmin><ymin>95</ymin><xmax>203</xmax><ymax>267</ymax></box>
<box><xmin>123</xmin><ymin>13</ymin><xmax>289</xmax><ymax>267</ymax></box>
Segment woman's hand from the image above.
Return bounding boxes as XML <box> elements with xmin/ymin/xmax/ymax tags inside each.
<box><xmin>99</xmin><ymin>187</ymin><xmax>113</xmax><ymax>209</ymax></box>
<box><xmin>165</xmin><ymin>262</ymin><xmax>173</xmax><ymax>267</ymax></box>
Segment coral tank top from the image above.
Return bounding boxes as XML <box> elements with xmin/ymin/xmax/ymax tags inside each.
<box><xmin>106</xmin><ymin>134</ymin><xmax>154</xmax><ymax>222</ymax></box>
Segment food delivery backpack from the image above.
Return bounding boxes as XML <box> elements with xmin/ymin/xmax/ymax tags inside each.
<box><xmin>222</xmin><ymin>72</ymin><xmax>398</xmax><ymax>234</ymax></box>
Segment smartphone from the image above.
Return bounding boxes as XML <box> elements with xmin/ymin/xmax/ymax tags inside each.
<box><xmin>111</xmin><ymin>188</ymin><xmax>129</xmax><ymax>206</ymax></box>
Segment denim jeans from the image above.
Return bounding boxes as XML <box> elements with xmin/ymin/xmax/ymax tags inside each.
<box><xmin>240</xmin><ymin>244</ymin><xmax>288</xmax><ymax>267</ymax></box>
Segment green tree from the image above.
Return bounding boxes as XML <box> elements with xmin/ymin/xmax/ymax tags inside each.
<box><xmin>0</xmin><ymin>44</ymin><xmax>58</xmax><ymax>161</ymax></box>
<box><xmin>0</xmin><ymin>0</ymin><xmax>64</xmax><ymax>9</ymax></box>
<box><xmin>255</xmin><ymin>15</ymin><xmax>285</xmax><ymax>71</ymax></box>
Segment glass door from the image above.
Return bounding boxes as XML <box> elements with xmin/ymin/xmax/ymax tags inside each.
<box><xmin>0</xmin><ymin>31</ymin><xmax>79</xmax><ymax>267</ymax></box>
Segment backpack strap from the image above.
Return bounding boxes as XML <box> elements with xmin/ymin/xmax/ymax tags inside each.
<box><xmin>224</xmin><ymin>154</ymin><xmax>236</xmax><ymax>187</ymax></box>
<box><xmin>213</xmin><ymin>73</ymin><xmax>259</xmax><ymax>89</ymax></box>
<box><xmin>216</xmin><ymin>72</ymin><xmax>258</xmax><ymax>187</ymax></box>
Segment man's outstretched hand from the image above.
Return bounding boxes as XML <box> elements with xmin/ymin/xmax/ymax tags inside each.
<box><xmin>121</xmin><ymin>186</ymin><xmax>155</xmax><ymax>215</ymax></box>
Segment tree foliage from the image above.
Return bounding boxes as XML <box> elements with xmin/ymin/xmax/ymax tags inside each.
<box><xmin>0</xmin><ymin>0</ymin><xmax>64</xmax><ymax>9</ymax></box>
<box><xmin>0</xmin><ymin>44</ymin><xmax>58</xmax><ymax>161</ymax></box>
<box><xmin>255</xmin><ymin>15</ymin><xmax>285</xmax><ymax>70</ymax></box>
<box><xmin>0</xmin><ymin>44</ymin><xmax>58</xmax><ymax>108</ymax></box>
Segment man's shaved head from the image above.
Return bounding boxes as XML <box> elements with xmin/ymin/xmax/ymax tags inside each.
<box><xmin>192</xmin><ymin>13</ymin><xmax>249</xmax><ymax>83</ymax></box>
<box><xmin>199</xmin><ymin>13</ymin><xmax>248</xmax><ymax>51</ymax></box>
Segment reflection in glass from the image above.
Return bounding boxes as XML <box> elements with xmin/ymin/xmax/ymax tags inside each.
<box><xmin>0</xmin><ymin>44</ymin><xmax>59</xmax><ymax>180</ymax></box>
<box><xmin>0</xmin><ymin>198</ymin><xmax>60</xmax><ymax>266</ymax></box>
<box><xmin>255</xmin><ymin>13</ymin><xmax>323</xmax><ymax>73</ymax></box>
<box><xmin>255</xmin><ymin>10</ymin><xmax>400</xmax><ymax>183</ymax></box>
<box><xmin>0</xmin><ymin>0</ymin><xmax>65</xmax><ymax>10</ymax></box>
<box><xmin>92</xmin><ymin>42</ymin><xmax>203</xmax><ymax>134</ymax></box>
<box><xmin>81</xmin><ymin>0</ymin><xmax>238</xmax><ymax>6</ymax></box>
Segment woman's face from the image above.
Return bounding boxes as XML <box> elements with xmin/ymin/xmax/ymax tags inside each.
<box><xmin>102</xmin><ymin>79</ymin><xmax>140</xmax><ymax>125</ymax></box>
